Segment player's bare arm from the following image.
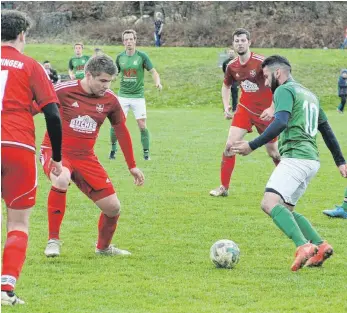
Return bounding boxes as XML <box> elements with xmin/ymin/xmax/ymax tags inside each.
<box><xmin>149</xmin><ymin>68</ymin><xmax>162</xmax><ymax>90</ymax></box>
<box><xmin>221</xmin><ymin>83</ymin><xmax>232</xmax><ymax>119</ymax></box>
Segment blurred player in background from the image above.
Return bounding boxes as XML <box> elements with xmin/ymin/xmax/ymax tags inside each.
<box><xmin>1</xmin><ymin>10</ymin><xmax>62</xmax><ymax>305</ymax></box>
<box><xmin>210</xmin><ymin>28</ymin><xmax>280</xmax><ymax>197</ymax></box>
<box><xmin>232</xmin><ymin>55</ymin><xmax>347</xmax><ymax>271</ymax></box>
<box><xmin>68</xmin><ymin>42</ymin><xmax>90</xmax><ymax>80</ymax></box>
<box><xmin>39</xmin><ymin>55</ymin><xmax>144</xmax><ymax>258</ymax></box>
<box><xmin>222</xmin><ymin>47</ymin><xmax>239</xmax><ymax>112</ymax></box>
<box><xmin>109</xmin><ymin>29</ymin><xmax>162</xmax><ymax>161</ymax></box>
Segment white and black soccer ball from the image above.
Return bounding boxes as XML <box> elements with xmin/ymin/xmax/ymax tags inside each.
<box><xmin>210</xmin><ymin>239</ymin><xmax>240</xmax><ymax>269</ymax></box>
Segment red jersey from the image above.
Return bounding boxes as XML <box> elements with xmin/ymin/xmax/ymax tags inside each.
<box><xmin>224</xmin><ymin>52</ymin><xmax>272</xmax><ymax>115</ymax></box>
<box><xmin>42</xmin><ymin>80</ymin><xmax>136</xmax><ymax>168</ymax></box>
<box><xmin>1</xmin><ymin>46</ymin><xmax>59</xmax><ymax>152</ymax></box>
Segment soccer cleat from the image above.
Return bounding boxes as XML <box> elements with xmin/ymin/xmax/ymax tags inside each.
<box><xmin>306</xmin><ymin>241</ymin><xmax>333</xmax><ymax>267</ymax></box>
<box><xmin>109</xmin><ymin>151</ymin><xmax>116</xmax><ymax>160</ymax></box>
<box><xmin>322</xmin><ymin>206</ymin><xmax>347</xmax><ymax>219</ymax></box>
<box><xmin>44</xmin><ymin>239</ymin><xmax>62</xmax><ymax>257</ymax></box>
<box><xmin>209</xmin><ymin>185</ymin><xmax>229</xmax><ymax>197</ymax></box>
<box><xmin>144</xmin><ymin>155</ymin><xmax>151</xmax><ymax>161</ymax></box>
<box><xmin>1</xmin><ymin>291</ymin><xmax>25</xmax><ymax>305</ymax></box>
<box><xmin>95</xmin><ymin>244</ymin><xmax>131</xmax><ymax>256</ymax></box>
<box><xmin>337</xmin><ymin>108</ymin><xmax>343</xmax><ymax>114</ymax></box>
<box><xmin>291</xmin><ymin>243</ymin><xmax>318</xmax><ymax>272</ymax></box>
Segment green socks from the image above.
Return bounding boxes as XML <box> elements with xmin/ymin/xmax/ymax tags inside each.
<box><xmin>141</xmin><ymin>128</ymin><xmax>150</xmax><ymax>153</ymax></box>
<box><xmin>292</xmin><ymin>212</ymin><xmax>323</xmax><ymax>245</ymax></box>
<box><xmin>110</xmin><ymin>127</ymin><xmax>117</xmax><ymax>152</ymax></box>
<box><xmin>270</xmin><ymin>205</ymin><xmax>307</xmax><ymax>247</ymax></box>
<box><xmin>342</xmin><ymin>188</ymin><xmax>347</xmax><ymax>210</ymax></box>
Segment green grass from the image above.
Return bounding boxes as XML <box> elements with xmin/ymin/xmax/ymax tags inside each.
<box><xmin>2</xmin><ymin>46</ymin><xmax>347</xmax><ymax>313</ymax></box>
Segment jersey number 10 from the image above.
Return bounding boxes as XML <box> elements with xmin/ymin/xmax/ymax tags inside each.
<box><xmin>303</xmin><ymin>100</ymin><xmax>319</xmax><ymax>136</ymax></box>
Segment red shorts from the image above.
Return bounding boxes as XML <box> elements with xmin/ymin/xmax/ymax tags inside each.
<box><xmin>1</xmin><ymin>146</ymin><xmax>37</xmax><ymax>209</ymax></box>
<box><xmin>39</xmin><ymin>147</ymin><xmax>115</xmax><ymax>202</ymax></box>
<box><xmin>232</xmin><ymin>104</ymin><xmax>277</xmax><ymax>143</ymax></box>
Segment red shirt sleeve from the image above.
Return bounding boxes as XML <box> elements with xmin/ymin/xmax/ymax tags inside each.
<box><xmin>223</xmin><ymin>64</ymin><xmax>234</xmax><ymax>87</ymax></box>
<box><xmin>30</xmin><ymin>61</ymin><xmax>59</xmax><ymax>110</ymax></box>
<box><xmin>108</xmin><ymin>100</ymin><xmax>136</xmax><ymax>169</ymax></box>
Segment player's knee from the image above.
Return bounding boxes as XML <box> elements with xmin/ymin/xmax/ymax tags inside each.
<box><xmin>105</xmin><ymin>198</ymin><xmax>121</xmax><ymax>217</ymax></box>
<box><xmin>261</xmin><ymin>197</ymin><xmax>274</xmax><ymax>215</ymax></box>
<box><xmin>51</xmin><ymin>168</ymin><xmax>71</xmax><ymax>190</ymax></box>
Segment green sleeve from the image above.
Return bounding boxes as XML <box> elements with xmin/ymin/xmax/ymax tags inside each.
<box><xmin>318</xmin><ymin>107</ymin><xmax>328</xmax><ymax>124</ymax></box>
<box><xmin>274</xmin><ymin>86</ymin><xmax>294</xmax><ymax>114</ymax></box>
<box><xmin>140</xmin><ymin>52</ymin><xmax>153</xmax><ymax>71</ymax></box>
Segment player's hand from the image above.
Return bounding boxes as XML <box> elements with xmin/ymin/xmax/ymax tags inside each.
<box><xmin>70</xmin><ymin>75</ymin><xmax>75</xmax><ymax>80</ymax></box>
<box><xmin>49</xmin><ymin>159</ymin><xmax>63</xmax><ymax>177</ymax></box>
<box><xmin>224</xmin><ymin>106</ymin><xmax>233</xmax><ymax>120</ymax></box>
<box><xmin>260</xmin><ymin>106</ymin><xmax>274</xmax><ymax>121</ymax></box>
<box><xmin>338</xmin><ymin>164</ymin><xmax>347</xmax><ymax>178</ymax></box>
<box><xmin>156</xmin><ymin>83</ymin><xmax>163</xmax><ymax>91</ymax></box>
<box><xmin>130</xmin><ymin>167</ymin><xmax>145</xmax><ymax>186</ymax></box>
<box><xmin>231</xmin><ymin>141</ymin><xmax>253</xmax><ymax>156</ymax></box>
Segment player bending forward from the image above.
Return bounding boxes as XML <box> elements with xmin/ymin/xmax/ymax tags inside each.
<box><xmin>210</xmin><ymin>28</ymin><xmax>280</xmax><ymax>197</ymax></box>
<box><xmin>39</xmin><ymin>55</ymin><xmax>145</xmax><ymax>257</ymax></box>
<box><xmin>232</xmin><ymin>55</ymin><xmax>347</xmax><ymax>271</ymax></box>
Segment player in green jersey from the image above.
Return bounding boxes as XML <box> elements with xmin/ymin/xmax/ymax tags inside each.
<box><xmin>109</xmin><ymin>29</ymin><xmax>162</xmax><ymax>161</ymax></box>
<box><xmin>68</xmin><ymin>43</ymin><xmax>90</xmax><ymax>80</ymax></box>
<box><xmin>232</xmin><ymin>55</ymin><xmax>347</xmax><ymax>271</ymax></box>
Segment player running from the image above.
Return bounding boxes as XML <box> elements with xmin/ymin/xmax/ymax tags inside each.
<box><xmin>39</xmin><ymin>55</ymin><xmax>145</xmax><ymax>258</ymax></box>
<box><xmin>1</xmin><ymin>10</ymin><xmax>62</xmax><ymax>305</ymax></box>
<box><xmin>232</xmin><ymin>55</ymin><xmax>347</xmax><ymax>271</ymax></box>
<box><xmin>109</xmin><ymin>29</ymin><xmax>162</xmax><ymax>161</ymax></box>
<box><xmin>210</xmin><ymin>28</ymin><xmax>280</xmax><ymax>197</ymax></box>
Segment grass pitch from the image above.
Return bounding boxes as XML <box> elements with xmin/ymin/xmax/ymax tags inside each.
<box><xmin>2</xmin><ymin>45</ymin><xmax>347</xmax><ymax>313</ymax></box>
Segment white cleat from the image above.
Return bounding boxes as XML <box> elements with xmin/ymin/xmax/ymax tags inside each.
<box><xmin>44</xmin><ymin>239</ymin><xmax>62</xmax><ymax>257</ymax></box>
<box><xmin>1</xmin><ymin>291</ymin><xmax>25</xmax><ymax>306</ymax></box>
<box><xmin>95</xmin><ymin>244</ymin><xmax>131</xmax><ymax>256</ymax></box>
<box><xmin>209</xmin><ymin>185</ymin><xmax>229</xmax><ymax>197</ymax></box>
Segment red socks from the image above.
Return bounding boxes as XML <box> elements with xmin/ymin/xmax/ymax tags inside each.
<box><xmin>1</xmin><ymin>231</ymin><xmax>28</xmax><ymax>291</ymax></box>
<box><xmin>96</xmin><ymin>213</ymin><xmax>120</xmax><ymax>250</ymax></box>
<box><xmin>47</xmin><ymin>187</ymin><xmax>67</xmax><ymax>240</ymax></box>
<box><xmin>220</xmin><ymin>154</ymin><xmax>236</xmax><ymax>189</ymax></box>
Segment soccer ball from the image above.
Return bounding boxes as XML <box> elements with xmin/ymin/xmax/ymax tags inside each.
<box><xmin>210</xmin><ymin>239</ymin><xmax>240</xmax><ymax>269</ymax></box>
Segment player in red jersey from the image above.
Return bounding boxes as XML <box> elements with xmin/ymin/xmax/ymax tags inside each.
<box><xmin>210</xmin><ymin>28</ymin><xmax>280</xmax><ymax>197</ymax></box>
<box><xmin>1</xmin><ymin>11</ymin><xmax>63</xmax><ymax>306</ymax></box>
<box><xmin>38</xmin><ymin>54</ymin><xmax>145</xmax><ymax>258</ymax></box>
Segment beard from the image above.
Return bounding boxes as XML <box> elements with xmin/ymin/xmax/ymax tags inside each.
<box><xmin>270</xmin><ymin>73</ymin><xmax>280</xmax><ymax>93</ymax></box>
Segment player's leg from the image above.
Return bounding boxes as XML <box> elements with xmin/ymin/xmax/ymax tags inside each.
<box><xmin>109</xmin><ymin>97</ymin><xmax>130</xmax><ymax>159</ymax></box>
<box><xmin>254</xmin><ymin>118</ymin><xmax>281</xmax><ymax>166</ymax></box>
<box><xmin>71</xmin><ymin>156</ymin><xmax>130</xmax><ymax>255</ymax></box>
<box><xmin>323</xmin><ymin>187</ymin><xmax>347</xmax><ymax>218</ymax></box>
<box><xmin>210</xmin><ymin>106</ymin><xmax>250</xmax><ymax>197</ymax></box>
<box><xmin>261</xmin><ymin>158</ymin><xmax>320</xmax><ymax>271</ymax></box>
<box><xmin>1</xmin><ymin>147</ymin><xmax>37</xmax><ymax>305</ymax></box>
<box><xmin>40</xmin><ymin>147</ymin><xmax>72</xmax><ymax>257</ymax></box>
<box><xmin>337</xmin><ymin>95</ymin><xmax>346</xmax><ymax>113</ymax></box>
<box><xmin>132</xmin><ymin>98</ymin><xmax>150</xmax><ymax>160</ymax></box>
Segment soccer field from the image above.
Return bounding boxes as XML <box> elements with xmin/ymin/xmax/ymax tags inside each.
<box><xmin>2</xmin><ymin>46</ymin><xmax>347</xmax><ymax>313</ymax></box>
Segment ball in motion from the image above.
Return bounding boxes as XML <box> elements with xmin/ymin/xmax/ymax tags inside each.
<box><xmin>210</xmin><ymin>239</ymin><xmax>240</xmax><ymax>269</ymax></box>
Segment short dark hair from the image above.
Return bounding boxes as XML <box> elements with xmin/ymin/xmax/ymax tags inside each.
<box><xmin>43</xmin><ymin>60</ymin><xmax>50</xmax><ymax>64</ymax></box>
<box><xmin>262</xmin><ymin>55</ymin><xmax>292</xmax><ymax>72</ymax></box>
<box><xmin>232</xmin><ymin>28</ymin><xmax>250</xmax><ymax>41</ymax></box>
<box><xmin>74</xmin><ymin>43</ymin><xmax>84</xmax><ymax>48</ymax></box>
<box><xmin>1</xmin><ymin>10</ymin><xmax>32</xmax><ymax>42</ymax></box>
<box><xmin>122</xmin><ymin>29</ymin><xmax>137</xmax><ymax>41</ymax></box>
<box><xmin>84</xmin><ymin>54</ymin><xmax>117</xmax><ymax>77</ymax></box>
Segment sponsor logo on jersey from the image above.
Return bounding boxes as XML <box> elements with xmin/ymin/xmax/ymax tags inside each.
<box><xmin>96</xmin><ymin>103</ymin><xmax>104</xmax><ymax>113</ymax></box>
<box><xmin>250</xmin><ymin>69</ymin><xmax>256</xmax><ymax>77</ymax></box>
<box><xmin>240</xmin><ymin>80</ymin><xmax>260</xmax><ymax>92</ymax></box>
<box><xmin>236</xmin><ymin>73</ymin><xmax>240</xmax><ymax>78</ymax></box>
<box><xmin>70</xmin><ymin>115</ymin><xmax>97</xmax><ymax>133</ymax></box>
<box><xmin>71</xmin><ymin>101</ymin><xmax>79</xmax><ymax>107</ymax></box>
<box><xmin>133</xmin><ymin>60</ymin><xmax>138</xmax><ymax>65</ymax></box>
<box><xmin>106</xmin><ymin>178</ymin><xmax>110</xmax><ymax>183</ymax></box>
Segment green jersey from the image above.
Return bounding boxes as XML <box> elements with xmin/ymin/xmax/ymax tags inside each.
<box><xmin>274</xmin><ymin>79</ymin><xmax>327</xmax><ymax>161</ymax></box>
<box><xmin>116</xmin><ymin>50</ymin><xmax>153</xmax><ymax>98</ymax></box>
<box><xmin>68</xmin><ymin>55</ymin><xmax>90</xmax><ymax>79</ymax></box>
